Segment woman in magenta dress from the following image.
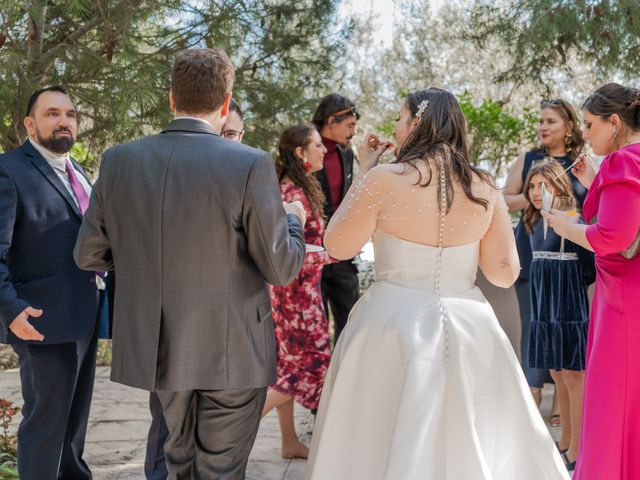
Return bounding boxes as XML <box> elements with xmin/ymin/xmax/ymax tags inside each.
<box><xmin>261</xmin><ymin>124</ymin><xmax>332</xmax><ymax>459</ymax></box>
<box><xmin>544</xmin><ymin>83</ymin><xmax>640</xmax><ymax>478</ymax></box>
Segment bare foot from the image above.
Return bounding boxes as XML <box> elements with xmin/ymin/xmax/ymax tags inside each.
<box><xmin>282</xmin><ymin>441</ymin><xmax>309</xmax><ymax>459</ymax></box>
<box><xmin>550</xmin><ymin>390</ymin><xmax>560</xmax><ymax>417</ymax></box>
<box><xmin>530</xmin><ymin>387</ymin><xmax>542</xmax><ymax>408</ymax></box>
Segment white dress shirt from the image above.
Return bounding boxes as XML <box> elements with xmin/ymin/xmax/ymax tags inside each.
<box><xmin>29</xmin><ymin>138</ymin><xmax>92</xmax><ymax>209</ymax></box>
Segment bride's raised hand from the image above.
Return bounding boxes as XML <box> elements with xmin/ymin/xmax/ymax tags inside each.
<box><xmin>357</xmin><ymin>133</ymin><xmax>393</xmax><ymax>174</ymax></box>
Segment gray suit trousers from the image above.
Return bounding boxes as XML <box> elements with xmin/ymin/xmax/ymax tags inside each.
<box><xmin>156</xmin><ymin>387</ymin><xmax>267</xmax><ymax>480</ymax></box>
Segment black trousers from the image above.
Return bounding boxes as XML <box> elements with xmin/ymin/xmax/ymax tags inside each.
<box><xmin>156</xmin><ymin>387</ymin><xmax>267</xmax><ymax>480</ymax></box>
<box><xmin>145</xmin><ymin>391</ymin><xmax>169</xmax><ymax>480</ymax></box>
<box><xmin>321</xmin><ymin>260</ymin><xmax>360</xmax><ymax>344</ymax></box>
<box><xmin>12</xmin><ymin>332</ymin><xmax>98</xmax><ymax>480</ymax></box>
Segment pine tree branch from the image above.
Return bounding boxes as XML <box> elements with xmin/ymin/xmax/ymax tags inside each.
<box><xmin>40</xmin><ymin>0</ymin><xmax>144</xmax><ymax>68</ymax></box>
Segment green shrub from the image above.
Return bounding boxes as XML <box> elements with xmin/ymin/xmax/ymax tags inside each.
<box><xmin>0</xmin><ymin>399</ymin><xmax>19</xmax><ymax>478</ymax></box>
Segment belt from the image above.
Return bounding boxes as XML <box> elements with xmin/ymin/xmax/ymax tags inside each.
<box><xmin>532</xmin><ymin>251</ymin><xmax>578</xmax><ymax>260</ymax></box>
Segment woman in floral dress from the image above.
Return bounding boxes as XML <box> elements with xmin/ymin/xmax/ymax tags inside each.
<box><xmin>262</xmin><ymin>124</ymin><xmax>333</xmax><ymax>459</ymax></box>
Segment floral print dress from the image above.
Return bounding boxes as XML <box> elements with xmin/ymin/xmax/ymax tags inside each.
<box><xmin>269</xmin><ymin>182</ymin><xmax>332</xmax><ymax>410</ymax></box>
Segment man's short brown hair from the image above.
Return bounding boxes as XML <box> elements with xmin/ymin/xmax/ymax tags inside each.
<box><xmin>171</xmin><ymin>48</ymin><xmax>235</xmax><ymax>114</ymax></box>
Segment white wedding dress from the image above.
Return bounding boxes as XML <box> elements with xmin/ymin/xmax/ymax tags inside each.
<box><xmin>305</xmin><ymin>162</ymin><xmax>569</xmax><ymax>480</ymax></box>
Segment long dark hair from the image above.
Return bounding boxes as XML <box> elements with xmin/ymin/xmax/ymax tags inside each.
<box><xmin>276</xmin><ymin>124</ymin><xmax>326</xmax><ymax>217</ymax></box>
<box><xmin>522</xmin><ymin>160</ymin><xmax>574</xmax><ymax>233</ymax></box>
<box><xmin>537</xmin><ymin>99</ymin><xmax>585</xmax><ymax>160</ymax></box>
<box><xmin>395</xmin><ymin>88</ymin><xmax>494</xmax><ymax>211</ymax></box>
<box><xmin>583</xmin><ymin>83</ymin><xmax>640</xmax><ymax>132</ymax></box>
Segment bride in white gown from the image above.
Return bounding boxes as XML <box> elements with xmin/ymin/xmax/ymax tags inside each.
<box><xmin>305</xmin><ymin>88</ymin><xmax>569</xmax><ymax>480</ymax></box>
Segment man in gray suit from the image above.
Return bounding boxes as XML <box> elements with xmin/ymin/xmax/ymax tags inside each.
<box><xmin>74</xmin><ymin>48</ymin><xmax>306</xmax><ymax>479</ymax></box>
<box><xmin>145</xmin><ymin>96</ymin><xmax>250</xmax><ymax>480</ymax></box>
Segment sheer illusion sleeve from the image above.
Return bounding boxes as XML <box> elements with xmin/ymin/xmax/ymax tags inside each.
<box><xmin>586</xmin><ymin>151</ymin><xmax>640</xmax><ymax>255</ymax></box>
<box><xmin>325</xmin><ymin>162</ymin><xmax>507</xmax><ymax>258</ymax></box>
<box><xmin>324</xmin><ymin>167</ymin><xmax>385</xmax><ymax>260</ymax></box>
<box><xmin>478</xmin><ymin>193</ymin><xmax>520</xmax><ymax>288</ymax></box>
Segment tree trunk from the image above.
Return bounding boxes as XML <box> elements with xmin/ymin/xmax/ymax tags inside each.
<box><xmin>13</xmin><ymin>0</ymin><xmax>48</xmax><ymax>146</ymax></box>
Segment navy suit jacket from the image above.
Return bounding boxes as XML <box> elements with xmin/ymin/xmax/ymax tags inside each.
<box><xmin>0</xmin><ymin>141</ymin><xmax>98</xmax><ymax>345</ymax></box>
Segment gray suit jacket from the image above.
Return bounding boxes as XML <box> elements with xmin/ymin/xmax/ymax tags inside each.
<box><xmin>74</xmin><ymin>118</ymin><xmax>305</xmax><ymax>391</ymax></box>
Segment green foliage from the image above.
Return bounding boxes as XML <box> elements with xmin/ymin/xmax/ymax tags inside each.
<box><xmin>376</xmin><ymin>120</ymin><xmax>395</xmax><ymax>138</ymax></box>
<box><xmin>0</xmin><ymin>399</ymin><xmax>18</xmax><ymax>478</ymax></box>
<box><xmin>467</xmin><ymin>0</ymin><xmax>640</xmax><ymax>89</ymax></box>
<box><xmin>0</xmin><ymin>0</ymin><xmax>351</xmax><ymax>166</ymax></box>
<box><xmin>96</xmin><ymin>339</ymin><xmax>112</xmax><ymax>366</ymax></box>
<box><xmin>360</xmin><ymin>91</ymin><xmax>538</xmax><ymax>176</ymax></box>
<box><xmin>0</xmin><ymin>461</ymin><xmax>19</xmax><ymax>479</ymax></box>
<box><xmin>459</xmin><ymin>92</ymin><xmax>538</xmax><ymax>176</ymax></box>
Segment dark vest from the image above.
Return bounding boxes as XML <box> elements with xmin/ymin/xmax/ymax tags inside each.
<box><xmin>315</xmin><ymin>144</ymin><xmax>354</xmax><ymax>219</ymax></box>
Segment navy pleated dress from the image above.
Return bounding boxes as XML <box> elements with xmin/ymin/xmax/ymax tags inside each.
<box><xmin>528</xmin><ymin>219</ymin><xmax>592</xmax><ymax>371</ymax></box>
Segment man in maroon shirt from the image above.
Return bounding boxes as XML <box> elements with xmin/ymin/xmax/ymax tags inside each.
<box><xmin>312</xmin><ymin>93</ymin><xmax>361</xmax><ymax>343</ymax></box>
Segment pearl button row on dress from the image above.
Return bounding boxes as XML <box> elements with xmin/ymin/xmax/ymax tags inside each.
<box><xmin>434</xmin><ymin>159</ymin><xmax>450</xmax><ymax>362</ymax></box>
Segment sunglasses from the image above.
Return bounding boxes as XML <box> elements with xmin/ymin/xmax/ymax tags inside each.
<box><xmin>540</xmin><ymin>98</ymin><xmax>572</xmax><ymax>111</ymax></box>
<box><xmin>329</xmin><ymin>106</ymin><xmax>359</xmax><ymax>119</ymax></box>
<box><xmin>540</xmin><ymin>98</ymin><xmax>575</xmax><ymax>118</ymax></box>
<box><xmin>540</xmin><ymin>99</ymin><xmax>564</xmax><ymax>106</ymax></box>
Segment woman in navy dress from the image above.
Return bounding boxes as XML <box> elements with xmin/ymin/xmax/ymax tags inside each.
<box><xmin>503</xmin><ymin>99</ymin><xmax>588</xmax><ymax>417</ymax></box>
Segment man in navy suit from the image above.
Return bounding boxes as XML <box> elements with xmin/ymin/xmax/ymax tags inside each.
<box><xmin>0</xmin><ymin>86</ymin><xmax>100</xmax><ymax>479</ymax></box>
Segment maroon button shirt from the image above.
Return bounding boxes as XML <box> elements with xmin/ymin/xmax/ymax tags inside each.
<box><xmin>322</xmin><ymin>137</ymin><xmax>344</xmax><ymax>209</ymax></box>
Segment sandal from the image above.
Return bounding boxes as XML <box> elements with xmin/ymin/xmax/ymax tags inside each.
<box><xmin>561</xmin><ymin>451</ymin><xmax>576</xmax><ymax>472</ymax></box>
<box><xmin>549</xmin><ymin>413</ymin><xmax>562</xmax><ymax>427</ymax></box>
<box><xmin>555</xmin><ymin>441</ymin><xmax>568</xmax><ymax>455</ymax></box>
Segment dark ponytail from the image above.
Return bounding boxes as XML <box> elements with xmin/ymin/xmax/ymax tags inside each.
<box><xmin>583</xmin><ymin>83</ymin><xmax>640</xmax><ymax>131</ymax></box>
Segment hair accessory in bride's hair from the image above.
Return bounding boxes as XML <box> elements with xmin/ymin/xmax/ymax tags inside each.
<box><xmin>415</xmin><ymin>99</ymin><xmax>430</xmax><ymax>120</ymax></box>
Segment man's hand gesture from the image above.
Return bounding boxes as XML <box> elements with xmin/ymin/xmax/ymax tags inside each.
<box><xmin>9</xmin><ymin>307</ymin><xmax>44</xmax><ymax>341</ymax></box>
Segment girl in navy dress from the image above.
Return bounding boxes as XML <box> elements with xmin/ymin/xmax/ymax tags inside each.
<box><xmin>523</xmin><ymin>160</ymin><xmax>594</xmax><ymax>471</ymax></box>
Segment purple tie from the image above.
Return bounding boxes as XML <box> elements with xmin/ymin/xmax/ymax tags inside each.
<box><xmin>65</xmin><ymin>159</ymin><xmax>90</xmax><ymax>214</ymax></box>
<box><xmin>65</xmin><ymin>159</ymin><xmax>105</xmax><ymax>280</ymax></box>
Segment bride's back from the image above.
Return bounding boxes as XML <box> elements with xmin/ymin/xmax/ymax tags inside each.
<box><xmin>368</xmin><ymin>162</ymin><xmax>496</xmax><ymax>246</ymax></box>
<box><xmin>324</xmin><ymin>161</ymin><xmax>519</xmax><ymax>288</ymax></box>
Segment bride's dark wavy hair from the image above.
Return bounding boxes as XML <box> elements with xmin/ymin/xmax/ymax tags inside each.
<box><xmin>395</xmin><ymin>88</ymin><xmax>495</xmax><ymax>211</ymax></box>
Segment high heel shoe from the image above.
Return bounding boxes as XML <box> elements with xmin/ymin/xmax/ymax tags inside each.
<box><xmin>561</xmin><ymin>451</ymin><xmax>576</xmax><ymax>472</ymax></box>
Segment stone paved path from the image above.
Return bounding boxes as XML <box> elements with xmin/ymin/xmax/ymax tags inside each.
<box><xmin>0</xmin><ymin>366</ymin><xmax>564</xmax><ymax>479</ymax></box>
<box><xmin>0</xmin><ymin>263</ymin><xmax>580</xmax><ymax>479</ymax></box>
<box><xmin>1</xmin><ymin>366</ymin><xmax>312</xmax><ymax>480</ymax></box>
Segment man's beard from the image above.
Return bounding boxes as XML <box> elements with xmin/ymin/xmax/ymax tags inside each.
<box><xmin>36</xmin><ymin>127</ymin><xmax>75</xmax><ymax>154</ymax></box>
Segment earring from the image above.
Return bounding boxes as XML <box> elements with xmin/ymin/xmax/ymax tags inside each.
<box><xmin>303</xmin><ymin>157</ymin><xmax>311</xmax><ymax>171</ymax></box>
<box><xmin>564</xmin><ymin>131</ymin><xmax>572</xmax><ymax>147</ymax></box>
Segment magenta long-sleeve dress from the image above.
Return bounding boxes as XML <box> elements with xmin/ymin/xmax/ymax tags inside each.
<box><xmin>574</xmin><ymin>143</ymin><xmax>640</xmax><ymax>480</ymax></box>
